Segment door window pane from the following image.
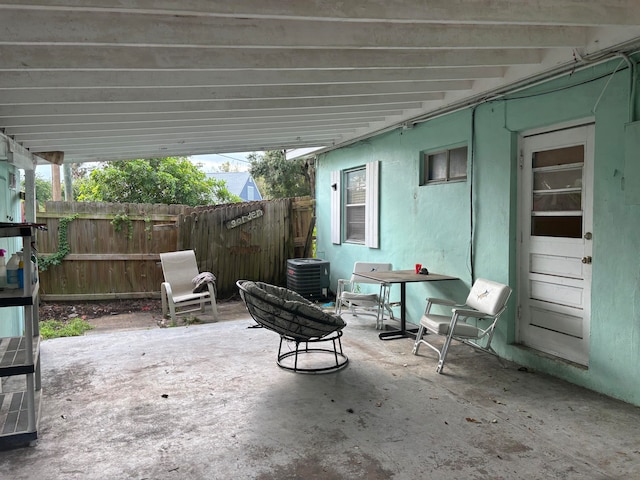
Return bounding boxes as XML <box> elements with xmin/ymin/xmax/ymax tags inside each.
<box><xmin>533</xmin><ymin>167</ymin><xmax>582</xmax><ymax>190</ymax></box>
<box><xmin>533</xmin><ymin>145</ymin><xmax>584</xmax><ymax>168</ymax></box>
<box><xmin>531</xmin><ymin>216</ymin><xmax>582</xmax><ymax>238</ymax></box>
<box><xmin>533</xmin><ymin>192</ymin><xmax>582</xmax><ymax>211</ymax></box>
<box><xmin>531</xmin><ymin>145</ymin><xmax>584</xmax><ymax>237</ymax></box>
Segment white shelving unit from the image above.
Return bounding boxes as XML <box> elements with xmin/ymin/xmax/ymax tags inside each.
<box><xmin>0</xmin><ymin>223</ymin><xmax>41</xmax><ymax>449</ymax></box>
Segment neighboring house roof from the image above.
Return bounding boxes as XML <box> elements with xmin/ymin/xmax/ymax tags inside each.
<box><xmin>207</xmin><ymin>172</ymin><xmax>262</xmax><ymax>202</ymax></box>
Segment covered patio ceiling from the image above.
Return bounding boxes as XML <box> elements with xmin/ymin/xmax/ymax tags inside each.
<box><xmin>1</xmin><ymin>1</ymin><xmax>640</xmax><ymax>165</ymax></box>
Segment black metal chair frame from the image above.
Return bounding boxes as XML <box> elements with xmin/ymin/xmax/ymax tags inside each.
<box><xmin>277</xmin><ymin>330</ymin><xmax>347</xmax><ymax>373</ymax></box>
<box><xmin>237</xmin><ymin>280</ymin><xmax>348</xmax><ymax>374</ymax></box>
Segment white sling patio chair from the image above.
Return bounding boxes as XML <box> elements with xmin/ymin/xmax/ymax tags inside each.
<box><xmin>412</xmin><ymin>278</ymin><xmax>511</xmax><ymax>373</ymax></box>
<box><xmin>335</xmin><ymin>262</ymin><xmax>394</xmax><ymax>329</ymax></box>
<box><xmin>160</xmin><ymin>250</ymin><xmax>218</xmax><ymax>323</ymax></box>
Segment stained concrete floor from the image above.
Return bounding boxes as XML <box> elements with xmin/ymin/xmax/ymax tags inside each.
<box><xmin>0</xmin><ymin>311</ymin><xmax>639</xmax><ymax>479</ymax></box>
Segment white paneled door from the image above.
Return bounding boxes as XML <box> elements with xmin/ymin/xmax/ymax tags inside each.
<box><xmin>518</xmin><ymin>124</ymin><xmax>594</xmax><ymax>365</ymax></box>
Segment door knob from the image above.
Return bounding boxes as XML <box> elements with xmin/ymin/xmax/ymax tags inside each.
<box><xmin>584</xmin><ymin>232</ymin><xmax>592</xmax><ymax>240</ymax></box>
<box><xmin>581</xmin><ymin>256</ymin><xmax>592</xmax><ymax>264</ymax></box>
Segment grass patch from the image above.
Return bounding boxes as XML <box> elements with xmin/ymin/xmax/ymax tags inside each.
<box><xmin>40</xmin><ymin>317</ymin><xmax>94</xmax><ymax>340</ymax></box>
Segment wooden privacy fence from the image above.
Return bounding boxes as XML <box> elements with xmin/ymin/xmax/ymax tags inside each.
<box><xmin>36</xmin><ymin>197</ymin><xmax>315</xmax><ymax>301</ymax></box>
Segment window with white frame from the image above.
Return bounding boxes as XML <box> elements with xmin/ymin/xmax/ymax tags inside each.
<box><xmin>331</xmin><ymin>161</ymin><xmax>379</xmax><ymax>247</ymax></box>
<box><xmin>421</xmin><ymin>145</ymin><xmax>468</xmax><ymax>184</ymax></box>
<box><xmin>344</xmin><ymin>167</ymin><xmax>366</xmax><ymax>242</ymax></box>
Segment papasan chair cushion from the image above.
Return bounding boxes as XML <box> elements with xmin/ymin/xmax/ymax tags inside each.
<box><xmin>238</xmin><ymin>280</ymin><xmax>346</xmax><ymax>341</ymax></box>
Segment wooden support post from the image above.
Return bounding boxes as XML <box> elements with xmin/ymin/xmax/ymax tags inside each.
<box><xmin>37</xmin><ymin>151</ymin><xmax>64</xmax><ymax>201</ymax></box>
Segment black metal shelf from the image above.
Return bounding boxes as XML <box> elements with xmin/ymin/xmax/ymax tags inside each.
<box><xmin>0</xmin><ymin>223</ymin><xmax>41</xmax><ymax>449</ymax></box>
<box><xmin>0</xmin><ymin>390</ymin><xmax>41</xmax><ymax>449</ymax></box>
<box><xmin>0</xmin><ymin>281</ymin><xmax>39</xmax><ymax>307</ymax></box>
<box><xmin>0</xmin><ymin>335</ymin><xmax>40</xmax><ymax>376</ymax></box>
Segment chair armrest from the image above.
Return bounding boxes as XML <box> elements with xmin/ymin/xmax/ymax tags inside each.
<box><xmin>161</xmin><ymin>281</ymin><xmax>173</xmax><ymax>296</ymax></box>
<box><xmin>336</xmin><ymin>278</ymin><xmax>352</xmax><ymax>296</ymax></box>
<box><xmin>452</xmin><ymin>308</ymin><xmax>490</xmax><ymax>319</ymax></box>
<box><xmin>427</xmin><ymin>298</ymin><xmax>457</xmax><ymax>307</ymax></box>
<box><xmin>424</xmin><ymin>297</ymin><xmax>458</xmax><ymax>315</ymax></box>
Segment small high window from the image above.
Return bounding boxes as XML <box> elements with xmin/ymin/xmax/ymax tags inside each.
<box><xmin>422</xmin><ymin>146</ymin><xmax>468</xmax><ymax>184</ymax></box>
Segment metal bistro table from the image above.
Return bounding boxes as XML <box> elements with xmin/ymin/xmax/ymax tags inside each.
<box><xmin>354</xmin><ymin>269</ymin><xmax>458</xmax><ymax>341</ymax></box>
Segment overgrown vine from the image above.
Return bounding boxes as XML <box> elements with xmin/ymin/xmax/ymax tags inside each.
<box><xmin>38</xmin><ymin>214</ymin><xmax>79</xmax><ymax>271</ymax></box>
<box><xmin>111</xmin><ymin>213</ymin><xmax>133</xmax><ymax>239</ymax></box>
<box><xmin>143</xmin><ymin>216</ymin><xmax>153</xmax><ymax>241</ymax></box>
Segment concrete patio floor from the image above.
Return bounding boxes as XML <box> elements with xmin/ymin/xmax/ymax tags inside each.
<box><xmin>0</xmin><ymin>312</ymin><xmax>639</xmax><ymax>479</ymax></box>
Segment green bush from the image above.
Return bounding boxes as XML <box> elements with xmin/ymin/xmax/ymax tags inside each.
<box><xmin>40</xmin><ymin>317</ymin><xmax>94</xmax><ymax>340</ymax></box>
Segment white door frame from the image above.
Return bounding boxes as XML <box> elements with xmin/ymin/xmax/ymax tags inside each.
<box><xmin>517</xmin><ymin>120</ymin><xmax>594</xmax><ymax>365</ymax></box>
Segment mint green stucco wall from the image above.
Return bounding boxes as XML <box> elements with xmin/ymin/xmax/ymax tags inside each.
<box><xmin>316</xmin><ymin>57</ymin><xmax>640</xmax><ymax>405</ymax></box>
<box><xmin>0</xmin><ymin>162</ymin><xmax>25</xmax><ymax>337</ymax></box>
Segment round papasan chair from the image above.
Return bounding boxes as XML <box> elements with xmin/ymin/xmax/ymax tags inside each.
<box><xmin>237</xmin><ymin>280</ymin><xmax>348</xmax><ymax>373</ymax></box>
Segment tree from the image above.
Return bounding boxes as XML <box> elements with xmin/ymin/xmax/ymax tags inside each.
<box><xmin>248</xmin><ymin>150</ymin><xmax>312</xmax><ymax>199</ymax></box>
<box><xmin>77</xmin><ymin>157</ymin><xmax>241</xmax><ymax>206</ymax></box>
<box><xmin>33</xmin><ymin>175</ymin><xmax>52</xmax><ymax>210</ymax></box>
<box><xmin>60</xmin><ymin>163</ymin><xmax>90</xmax><ymax>201</ymax></box>
<box><xmin>218</xmin><ymin>161</ymin><xmax>241</xmax><ymax>172</ymax></box>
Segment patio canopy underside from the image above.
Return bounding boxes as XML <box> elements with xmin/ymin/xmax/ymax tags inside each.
<box><xmin>1</xmin><ymin>1</ymin><xmax>640</xmax><ymax>164</ymax></box>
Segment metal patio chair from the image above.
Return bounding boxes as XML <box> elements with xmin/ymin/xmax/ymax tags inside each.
<box><xmin>335</xmin><ymin>262</ymin><xmax>394</xmax><ymax>329</ymax></box>
<box><xmin>160</xmin><ymin>250</ymin><xmax>218</xmax><ymax>323</ymax></box>
<box><xmin>237</xmin><ymin>280</ymin><xmax>348</xmax><ymax>374</ymax></box>
<box><xmin>412</xmin><ymin>278</ymin><xmax>512</xmax><ymax>373</ymax></box>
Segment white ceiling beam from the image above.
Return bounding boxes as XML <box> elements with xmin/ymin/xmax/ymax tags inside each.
<box><xmin>15</xmin><ymin>122</ymin><xmax>368</xmax><ymax>143</ymax></box>
<box><xmin>0</xmin><ymin>132</ymin><xmax>39</xmax><ymax>169</ymax></box>
<box><xmin>0</xmin><ymin>81</ymin><xmax>472</xmax><ymax>105</ymax></box>
<box><xmin>0</xmin><ymin>10</ymin><xmax>589</xmax><ymax>48</ymax></box>
<box><xmin>20</xmin><ymin>126</ymin><xmax>357</xmax><ymax>151</ymax></box>
<box><xmin>6</xmin><ymin>117</ymin><xmax>380</xmax><ymax>136</ymax></box>
<box><xmin>0</xmin><ymin>107</ymin><xmax>408</xmax><ymax>127</ymax></box>
<box><xmin>30</xmin><ymin>134</ymin><xmax>340</xmax><ymax>154</ymax></box>
<box><xmin>0</xmin><ymin>94</ymin><xmax>442</xmax><ymax>116</ymax></box>
<box><xmin>41</xmin><ymin>142</ymin><xmax>327</xmax><ymax>163</ymax></box>
<box><xmin>0</xmin><ymin>67</ymin><xmax>505</xmax><ymax>89</ymax></box>
<box><xmin>0</xmin><ymin>46</ymin><xmax>543</xmax><ymax>70</ymax></box>
<box><xmin>2</xmin><ymin>1</ymin><xmax>640</xmax><ymax>26</ymax></box>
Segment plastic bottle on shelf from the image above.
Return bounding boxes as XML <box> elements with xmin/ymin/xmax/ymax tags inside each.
<box><xmin>30</xmin><ymin>251</ymin><xmax>38</xmax><ymax>285</ymax></box>
<box><xmin>0</xmin><ymin>249</ymin><xmax>6</xmax><ymax>289</ymax></box>
<box><xmin>6</xmin><ymin>251</ymin><xmax>20</xmax><ymax>289</ymax></box>
<box><xmin>17</xmin><ymin>252</ymin><xmax>24</xmax><ymax>289</ymax></box>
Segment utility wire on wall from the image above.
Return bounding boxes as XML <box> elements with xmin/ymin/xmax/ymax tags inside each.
<box><xmin>469</xmin><ymin>106</ymin><xmax>477</xmax><ymax>285</ymax></box>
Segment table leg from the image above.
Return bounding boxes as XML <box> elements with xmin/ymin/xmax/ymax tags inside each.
<box><xmin>379</xmin><ymin>283</ymin><xmax>418</xmax><ymax>340</ymax></box>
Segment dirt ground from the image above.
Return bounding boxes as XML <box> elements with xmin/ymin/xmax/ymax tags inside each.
<box><xmin>38</xmin><ymin>293</ymin><xmax>250</xmax><ymax>333</ymax></box>
<box><xmin>39</xmin><ymin>297</ymin><xmax>165</xmax><ymax>321</ymax></box>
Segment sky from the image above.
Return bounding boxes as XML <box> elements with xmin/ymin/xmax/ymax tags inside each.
<box><xmin>190</xmin><ymin>152</ymin><xmax>252</xmax><ymax>173</ymax></box>
<box><xmin>34</xmin><ymin>152</ymin><xmax>255</xmax><ymax>179</ymax></box>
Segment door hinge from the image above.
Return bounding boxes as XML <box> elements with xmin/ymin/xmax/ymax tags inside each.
<box><xmin>517</xmin><ymin>305</ymin><xmax>522</xmax><ymax>320</ymax></box>
<box><xmin>519</xmin><ymin>151</ymin><xmax>524</xmax><ymax>169</ymax></box>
